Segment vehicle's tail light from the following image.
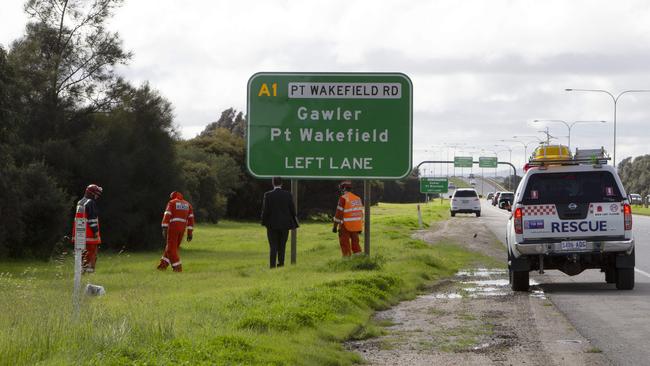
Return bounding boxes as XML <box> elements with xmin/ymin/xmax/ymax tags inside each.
<box><xmin>624</xmin><ymin>203</ymin><xmax>632</xmax><ymax>230</ymax></box>
<box><xmin>514</xmin><ymin>207</ymin><xmax>523</xmax><ymax>234</ymax></box>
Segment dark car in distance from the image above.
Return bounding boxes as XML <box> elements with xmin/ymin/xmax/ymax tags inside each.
<box><xmin>498</xmin><ymin>192</ymin><xmax>515</xmax><ymax>209</ymax></box>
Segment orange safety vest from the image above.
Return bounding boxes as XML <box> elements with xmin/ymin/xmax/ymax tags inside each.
<box><xmin>162</xmin><ymin>192</ymin><xmax>194</xmax><ymax>234</ymax></box>
<box><xmin>341</xmin><ymin>192</ymin><xmax>364</xmax><ymax>231</ymax></box>
<box><xmin>71</xmin><ymin>198</ymin><xmax>101</xmax><ymax>245</ymax></box>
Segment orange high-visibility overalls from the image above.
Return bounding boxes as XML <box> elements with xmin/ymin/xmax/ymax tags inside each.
<box><xmin>158</xmin><ymin>192</ymin><xmax>194</xmax><ymax>272</ymax></box>
<box><xmin>334</xmin><ymin>192</ymin><xmax>364</xmax><ymax>256</ymax></box>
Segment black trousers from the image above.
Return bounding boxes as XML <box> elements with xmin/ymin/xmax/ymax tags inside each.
<box><xmin>266</xmin><ymin>228</ymin><xmax>289</xmax><ymax>268</ymax></box>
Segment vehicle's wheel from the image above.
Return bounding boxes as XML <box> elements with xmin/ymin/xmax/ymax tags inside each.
<box><xmin>476</xmin><ymin>212</ymin><xmax>481</xmax><ymax>217</ymax></box>
<box><xmin>605</xmin><ymin>267</ymin><xmax>617</xmax><ymax>284</ymax></box>
<box><xmin>511</xmin><ymin>270</ymin><xmax>529</xmax><ymax>291</ymax></box>
<box><xmin>450</xmin><ymin>211</ymin><xmax>456</xmax><ymax>217</ymax></box>
<box><xmin>616</xmin><ymin>268</ymin><xmax>634</xmax><ymax>290</ymax></box>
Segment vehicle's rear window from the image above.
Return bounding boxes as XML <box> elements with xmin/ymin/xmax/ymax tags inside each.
<box><xmin>454</xmin><ymin>190</ymin><xmax>477</xmax><ymax>198</ymax></box>
<box><xmin>500</xmin><ymin>193</ymin><xmax>514</xmax><ymax>200</ymax></box>
<box><xmin>522</xmin><ymin>171</ymin><xmax>623</xmax><ymax>204</ymax></box>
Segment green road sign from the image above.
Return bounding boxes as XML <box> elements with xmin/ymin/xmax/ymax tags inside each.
<box><xmin>420</xmin><ymin>177</ymin><xmax>448</xmax><ymax>194</ymax></box>
<box><xmin>454</xmin><ymin>156</ymin><xmax>473</xmax><ymax>168</ymax></box>
<box><xmin>247</xmin><ymin>73</ymin><xmax>413</xmax><ymax>179</ymax></box>
<box><xmin>479</xmin><ymin>156</ymin><xmax>498</xmax><ymax>168</ymax></box>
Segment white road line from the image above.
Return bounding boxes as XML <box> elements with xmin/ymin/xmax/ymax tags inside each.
<box><xmin>634</xmin><ymin>267</ymin><xmax>650</xmax><ymax>279</ymax></box>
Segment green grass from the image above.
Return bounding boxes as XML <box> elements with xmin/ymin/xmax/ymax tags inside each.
<box><xmin>632</xmin><ymin>205</ymin><xmax>650</xmax><ymax>216</ymax></box>
<box><xmin>586</xmin><ymin>347</ymin><xmax>603</xmax><ymax>353</ymax></box>
<box><xmin>448</xmin><ymin>177</ymin><xmax>472</xmax><ymax>188</ymax></box>
<box><xmin>0</xmin><ymin>202</ymin><xmax>491</xmax><ymax>365</ymax></box>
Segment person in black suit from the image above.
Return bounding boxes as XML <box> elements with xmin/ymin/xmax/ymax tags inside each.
<box><xmin>261</xmin><ymin>177</ymin><xmax>299</xmax><ymax>268</ymax></box>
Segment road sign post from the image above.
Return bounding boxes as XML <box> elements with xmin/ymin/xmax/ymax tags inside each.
<box><xmin>248</xmin><ymin>73</ymin><xmax>413</xmax><ymax>258</ymax></box>
<box><xmin>290</xmin><ymin>179</ymin><xmax>298</xmax><ymax>264</ymax></box>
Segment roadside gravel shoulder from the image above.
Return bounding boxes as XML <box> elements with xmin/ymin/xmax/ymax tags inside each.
<box><xmin>347</xmin><ymin>215</ymin><xmax>612</xmax><ymax>365</ymax></box>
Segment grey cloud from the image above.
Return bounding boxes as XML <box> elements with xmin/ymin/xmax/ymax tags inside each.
<box><xmin>356</xmin><ymin>48</ymin><xmax>650</xmax><ymax>75</ymax></box>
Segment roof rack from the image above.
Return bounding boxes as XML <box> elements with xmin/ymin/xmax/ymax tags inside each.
<box><xmin>574</xmin><ymin>147</ymin><xmax>609</xmax><ymax>162</ymax></box>
<box><xmin>527</xmin><ymin>145</ymin><xmax>610</xmax><ymax>167</ymax></box>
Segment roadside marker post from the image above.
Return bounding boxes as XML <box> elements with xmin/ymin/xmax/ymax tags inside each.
<box><xmin>247</xmin><ymin>73</ymin><xmax>413</xmax><ymax>259</ymax></box>
<box><xmin>73</xmin><ymin>216</ymin><xmax>86</xmax><ymax>318</ymax></box>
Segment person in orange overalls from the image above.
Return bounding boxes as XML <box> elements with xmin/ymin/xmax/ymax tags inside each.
<box><xmin>332</xmin><ymin>180</ymin><xmax>364</xmax><ymax>257</ymax></box>
<box><xmin>157</xmin><ymin>191</ymin><xmax>194</xmax><ymax>272</ymax></box>
<box><xmin>71</xmin><ymin>184</ymin><xmax>103</xmax><ymax>273</ymax></box>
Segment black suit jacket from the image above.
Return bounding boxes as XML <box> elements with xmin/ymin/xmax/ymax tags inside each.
<box><xmin>261</xmin><ymin>188</ymin><xmax>299</xmax><ymax>230</ymax></box>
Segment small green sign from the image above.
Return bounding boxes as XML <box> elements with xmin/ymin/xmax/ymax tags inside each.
<box><xmin>479</xmin><ymin>156</ymin><xmax>498</xmax><ymax>168</ymax></box>
<box><xmin>247</xmin><ymin>72</ymin><xmax>413</xmax><ymax>179</ymax></box>
<box><xmin>420</xmin><ymin>177</ymin><xmax>449</xmax><ymax>194</ymax></box>
<box><xmin>454</xmin><ymin>156</ymin><xmax>473</xmax><ymax>168</ymax></box>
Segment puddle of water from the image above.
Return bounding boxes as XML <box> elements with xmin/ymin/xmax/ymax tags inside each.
<box><xmin>557</xmin><ymin>339</ymin><xmax>582</xmax><ymax>344</ymax></box>
<box><xmin>472</xmin><ymin>342</ymin><xmax>492</xmax><ymax>351</ymax></box>
<box><xmin>462</xmin><ymin>279</ymin><xmax>510</xmax><ymax>287</ymax></box>
<box><xmin>420</xmin><ymin>293</ymin><xmax>463</xmax><ymax>299</ymax></box>
<box><xmin>422</xmin><ymin>268</ymin><xmax>548</xmax><ymax>300</ymax></box>
<box><xmin>464</xmin><ymin>286</ymin><xmax>508</xmax><ymax>297</ymax></box>
<box><xmin>456</xmin><ymin>268</ymin><xmax>506</xmax><ymax>277</ymax></box>
<box><xmin>531</xmin><ymin>290</ymin><xmax>546</xmax><ymax>299</ymax></box>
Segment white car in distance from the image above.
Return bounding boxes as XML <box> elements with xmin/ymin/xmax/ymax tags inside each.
<box><xmin>450</xmin><ymin>188</ymin><xmax>481</xmax><ymax>217</ymax></box>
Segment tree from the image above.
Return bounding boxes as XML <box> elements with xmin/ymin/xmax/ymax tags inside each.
<box><xmin>200</xmin><ymin>108</ymin><xmax>247</xmax><ymax>138</ymax></box>
<box><xmin>76</xmin><ymin>82</ymin><xmax>182</xmax><ymax>250</ymax></box>
<box><xmin>618</xmin><ymin>155</ymin><xmax>650</xmax><ymax>198</ymax></box>
<box><xmin>22</xmin><ymin>0</ymin><xmax>131</xmax><ymax>110</ymax></box>
<box><xmin>176</xmin><ymin>142</ymin><xmax>240</xmax><ymax>222</ymax></box>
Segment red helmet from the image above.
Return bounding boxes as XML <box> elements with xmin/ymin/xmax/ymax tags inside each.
<box><xmin>170</xmin><ymin>191</ymin><xmax>184</xmax><ymax>200</ymax></box>
<box><xmin>339</xmin><ymin>180</ymin><xmax>353</xmax><ymax>190</ymax></box>
<box><xmin>85</xmin><ymin>184</ymin><xmax>103</xmax><ymax>199</ymax></box>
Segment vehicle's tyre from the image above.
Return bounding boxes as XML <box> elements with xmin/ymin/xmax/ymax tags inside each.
<box><xmin>450</xmin><ymin>211</ymin><xmax>456</xmax><ymax>217</ymax></box>
<box><xmin>616</xmin><ymin>268</ymin><xmax>634</xmax><ymax>290</ymax></box>
<box><xmin>511</xmin><ymin>270</ymin><xmax>529</xmax><ymax>291</ymax></box>
<box><xmin>605</xmin><ymin>267</ymin><xmax>617</xmax><ymax>284</ymax></box>
<box><xmin>476</xmin><ymin>212</ymin><xmax>481</xmax><ymax>217</ymax></box>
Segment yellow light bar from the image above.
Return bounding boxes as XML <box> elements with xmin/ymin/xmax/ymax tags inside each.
<box><xmin>531</xmin><ymin>145</ymin><xmax>572</xmax><ymax>162</ymax></box>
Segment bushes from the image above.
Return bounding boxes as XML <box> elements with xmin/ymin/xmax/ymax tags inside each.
<box><xmin>0</xmin><ymin>161</ymin><xmax>68</xmax><ymax>259</ymax></box>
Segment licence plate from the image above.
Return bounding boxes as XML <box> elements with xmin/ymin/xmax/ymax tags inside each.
<box><xmin>461</xmin><ymin>200</ymin><xmax>468</xmax><ymax>204</ymax></box>
<box><xmin>560</xmin><ymin>240</ymin><xmax>587</xmax><ymax>251</ymax></box>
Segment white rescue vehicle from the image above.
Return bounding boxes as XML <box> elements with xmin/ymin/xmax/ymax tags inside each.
<box><xmin>506</xmin><ymin>146</ymin><xmax>635</xmax><ymax>291</ymax></box>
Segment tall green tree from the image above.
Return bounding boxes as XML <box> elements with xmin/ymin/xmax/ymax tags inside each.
<box><xmin>618</xmin><ymin>156</ymin><xmax>650</xmax><ymax>198</ymax></box>
<box><xmin>76</xmin><ymin>82</ymin><xmax>182</xmax><ymax>250</ymax></box>
<box><xmin>22</xmin><ymin>0</ymin><xmax>131</xmax><ymax>109</ymax></box>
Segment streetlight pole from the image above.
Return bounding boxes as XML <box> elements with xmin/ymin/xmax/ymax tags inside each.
<box><xmin>493</xmin><ymin>145</ymin><xmax>512</xmax><ymax>165</ymax></box>
<box><xmin>445</xmin><ymin>142</ymin><xmax>465</xmax><ymax>178</ymax></box>
<box><xmin>566</xmin><ymin>88</ymin><xmax>650</xmax><ymax>167</ymax></box>
<box><xmin>533</xmin><ymin>119</ymin><xmax>607</xmax><ymax>151</ymax></box>
<box><xmin>500</xmin><ymin>139</ymin><xmax>539</xmax><ymax>168</ymax></box>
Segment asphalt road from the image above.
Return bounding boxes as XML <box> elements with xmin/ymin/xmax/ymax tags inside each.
<box><xmin>478</xmin><ymin>199</ymin><xmax>650</xmax><ymax>366</ymax></box>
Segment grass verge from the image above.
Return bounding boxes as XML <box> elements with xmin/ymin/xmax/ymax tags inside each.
<box><xmin>632</xmin><ymin>205</ymin><xmax>650</xmax><ymax>216</ymax></box>
<box><xmin>0</xmin><ymin>202</ymin><xmax>491</xmax><ymax>365</ymax></box>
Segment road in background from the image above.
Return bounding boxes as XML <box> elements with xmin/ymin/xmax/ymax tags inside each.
<box><xmin>479</xmin><ymin>200</ymin><xmax>650</xmax><ymax>365</ymax></box>
<box><xmin>471</xmin><ymin>176</ymin><xmax>508</xmax><ymax>197</ymax></box>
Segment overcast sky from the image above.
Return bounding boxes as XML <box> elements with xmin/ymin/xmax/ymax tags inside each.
<box><xmin>3</xmin><ymin>0</ymin><xmax>650</xmax><ymax>172</ymax></box>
